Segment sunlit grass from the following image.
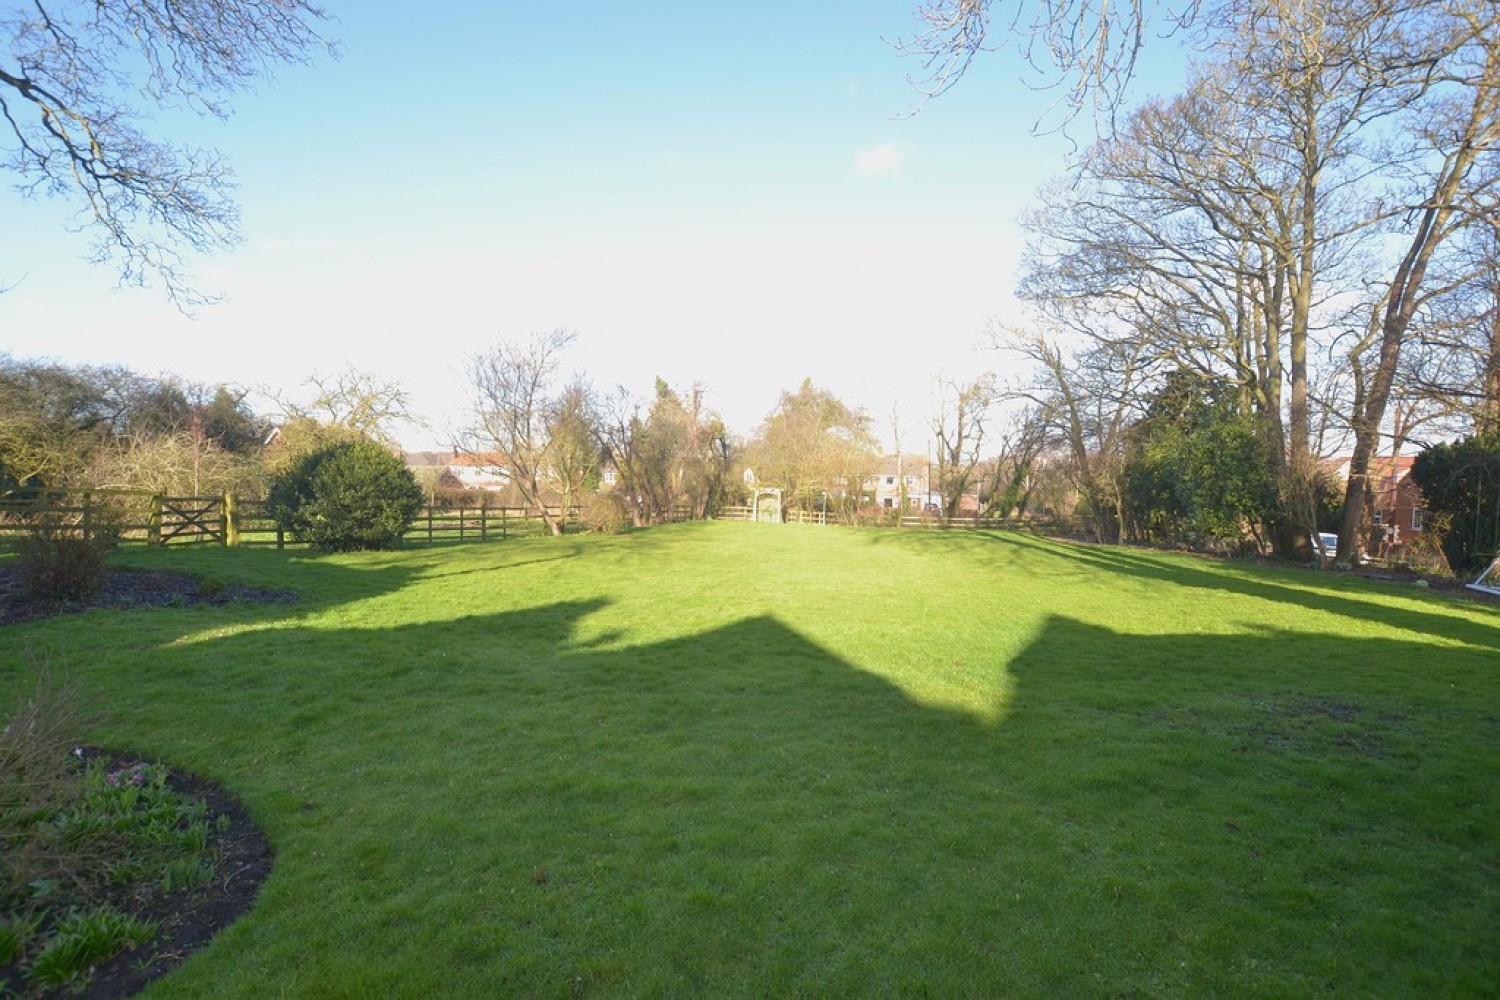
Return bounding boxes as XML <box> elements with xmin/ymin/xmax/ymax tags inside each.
<box><xmin>3</xmin><ymin>522</ymin><xmax>1497</xmax><ymax>997</ymax></box>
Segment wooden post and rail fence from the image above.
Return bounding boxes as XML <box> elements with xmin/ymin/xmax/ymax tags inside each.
<box><xmin>0</xmin><ymin>489</ymin><xmax>580</xmax><ymax>549</ymax></box>
<box><xmin>713</xmin><ymin>504</ymin><xmax>1049</xmax><ymax>531</ymax></box>
<box><xmin>3</xmin><ymin>490</ymin><xmax>1051</xmax><ymax>550</ymax></box>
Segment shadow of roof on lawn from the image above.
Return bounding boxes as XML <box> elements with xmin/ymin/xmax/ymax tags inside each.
<box><xmin>126</xmin><ymin>595</ymin><xmax>1498</xmax><ymax>995</ymax></box>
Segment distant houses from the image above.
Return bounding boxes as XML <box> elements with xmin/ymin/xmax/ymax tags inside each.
<box><xmin>862</xmin><ymin>455</ymin><xmax>936</xmax><ymax>511</ymax></box>
<box><xmin>403</xmin><ymin>450</ymin><xmax>512</xmax><ymax>492</ymax></box>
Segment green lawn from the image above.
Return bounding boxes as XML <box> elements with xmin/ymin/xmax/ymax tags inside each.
<box><xmin>4</xmin><ymin>522</ymin><xmax>1497</xmax><ymax>997</ymax></box>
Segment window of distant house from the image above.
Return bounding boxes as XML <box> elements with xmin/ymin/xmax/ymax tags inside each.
<box><xmin>905</xmin><ymin>475</ymin><xmax>915</xmax><ymax>485</ymax></box>
<box><xmin>603</xmin><ymin>470</ymin><xmax>617</xmax><ymax>485</ymax></box>
<box><xmin>883</xmin><ymin>498</ymin><xmax>893</xmax><ymax>509</ymax></box>
<box><xmin>1412</xmin><ymin>508</ymin><xmax>1424</xmax><ymax>531</ymax></box>
<box><xmin>1372</xmin><ymin>511</ymin><xmax>1383</xmax><ymax>526</ymax></box>
<box><xmin>885</xmin><ymin>476</ymin><xmax>895</xmax><ymax>485</ymax></box>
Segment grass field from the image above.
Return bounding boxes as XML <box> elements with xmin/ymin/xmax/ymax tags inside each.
<box><xmin>3</xmin><ymin>521</ymin><xmax>1497</xmax><ymax>997</ymax></box>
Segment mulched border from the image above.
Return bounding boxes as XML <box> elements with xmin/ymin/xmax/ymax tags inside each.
<box><xmin>0</xmin><ymin>752</ymin><xmax>274</xmax><ymax>1000</ymax></box>
<box><xmin>0</xmin><ymin>566</ymin><xmax>297</xmax><ymax>627</ymax></box>
<box><xmin>2</xmin><ymin>568</ymin><xmax>291</xmax><ymax>996</ymax></box>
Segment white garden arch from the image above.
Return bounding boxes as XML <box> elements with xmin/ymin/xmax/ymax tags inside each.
<box><xmin>751</xmin><ymin>487</ymin><xmax>783</xmax><ymax>524</ymax></box>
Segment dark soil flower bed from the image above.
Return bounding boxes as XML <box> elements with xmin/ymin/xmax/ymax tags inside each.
<box><xmin>0</xmin><ymin>755</ymin><xmax>274</xmax><ymax>1000</ymax></box>
<box><xmin>0</xmin><ymin>567</ymin><xmax>297</xmax><ymax>627</ymax></box>
<box><xmin>1</xmin><ymin>569</ymin><xmax>289</xmax><ymax>996</ymax></box>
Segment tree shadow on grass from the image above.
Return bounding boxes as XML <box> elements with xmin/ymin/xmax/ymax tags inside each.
<box><xmin>111</xmin><ymin>597</ymin><xmax>1499</xmax><ymax>998</ymax></box>
<box><xmin>859</xmin><ymin>528</ymin><xmax>1500</xmax><ymax>651</ymax></box>
<box><xmin>1035</xmin><ymin>535</ymin><xmax>1500</xmax><ymax>650</ymax></box>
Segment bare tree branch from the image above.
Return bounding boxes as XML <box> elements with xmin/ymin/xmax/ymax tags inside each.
<box><xmin>1</xmin><ymin>0</ymin><xmax>332</xmax><ymax>307</ymax></box>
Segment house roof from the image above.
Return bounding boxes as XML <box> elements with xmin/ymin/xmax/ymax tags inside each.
<box><xmin>869</xmin><ymin>454</ymin><xmax>930</xmax><ymax>477</ymax></box>
<box><xmin>1324</xmin><ymin>454</ymin><xmax>1417</xmax><ymax>482</ymax></box>
<box><xmin>450</xmin><ymin>451</ymin><xmax>507</xmax><ymax>469</ymax></box>
<box><xmin>403</xmin><ymin>450</ymin><xmax>453</xmax><ymax>468</ymax></box>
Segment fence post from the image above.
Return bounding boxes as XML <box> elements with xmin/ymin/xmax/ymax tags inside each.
<box><xmin>148</xmin><ymin>494</ymin><xmax>163</xmax><ymax>546</ymax></box>
<box><xmin>427</xmin><ymin>504</ymin><xmax>434</xmax><ymax>543</ymax></box>
<box><xmin>223</xmin><ymin>492</ymin><xmax>240</xmax><ymax>547</ymax></box>
<box><xmin>501</xmin><ymin>507</ymin><xmax>508</xmax><ymax>539</ymax></box>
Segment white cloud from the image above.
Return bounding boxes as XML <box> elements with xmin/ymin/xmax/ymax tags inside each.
<box><xmin>854</xmin><ymin>143</ymin><xmax>903</xmax><ymax>177</ymax></box>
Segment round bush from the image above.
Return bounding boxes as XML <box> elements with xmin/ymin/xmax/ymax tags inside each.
<box><xmin>578</xmin><ymin>491</ymin><xmax>632</xmax><ymax>534</ymax></box>
<box><xmin>267</xmin><ymin>441</ymin><xmax>423</xmax><ymax>551</ymax></box>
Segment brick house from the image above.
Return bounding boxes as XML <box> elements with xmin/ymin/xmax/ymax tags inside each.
<box><xmin>1325</xmin><ymin>454</ymin><xmax>1428</xmax><ymax>557</ymax></box>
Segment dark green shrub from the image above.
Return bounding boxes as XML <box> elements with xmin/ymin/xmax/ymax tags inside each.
<box><xmin>1411</xmin><ymin>435</ymin><xmax>1500</xmax><ymax>572</ymax></box>
<box><xmin>267</xmin><ymin>440</ymin><xmax>423</xmax><ymax>551</ymax></box>
<box><xmin>15</xmin><ymin>528</ymin><xmax>114</xmax><ymax>599</ymax></box>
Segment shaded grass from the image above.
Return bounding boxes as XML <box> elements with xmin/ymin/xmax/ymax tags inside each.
<box><xmin>2</xmin><ymin>522</ymin><xmax>1497</xmax><ymax>997</ymax></box>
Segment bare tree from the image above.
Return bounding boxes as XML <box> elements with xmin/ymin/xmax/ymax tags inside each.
<box><xmin>993</xmin><ymin>323</ymin><xmax>1147</xmax><ymax>541</ymax></box>
<box><xmin>597</xmin><ymin>380</ymin><xmax>730</xmax><ymax>526</ymax></box>
<box><xmin>895</xmin><ymin>0</ymin><xmax>1189</xmax><ymax>124</ymax></box>
<box><xmin>91</xmin><ymin>429</ymin><xmax>261</xmax><ymax>496</ymax></box>
<box><xmin>0</xmin><ymin>356</ymin><xmax>145</xmax><ymax>487</ymax></box>
<box><xmin>547</xmin><ymin>380</ymin><xmax>601</xmax><ymax>511</ymax></box>
<box><xmin>1001</xmin><ymin>0</ymin><xmax>1499</xmax><ymax>562</ymax></box>
<box><xmin>285</xmin><ymin>369</ymin><xmax>420</xmax><ymax>448</ymax></box>
<box><xmin>985</xmin><ymin>405</ymin><xmax>1050</xmax><ymax>516</ymax></box>
<box><xmin>2</xmin><ymin>0</ymin><xmax>332</xmax><ymax>306</ymax></box>
<box><xmin>1336</xmin><ymin>5</ymin><xmax>1500</xmax><ymax>563</ymax></box>
<box><xmin>1396</xmin><ymin>221</ymin><xmax>1500</xmax><ymax>437</ymax></box>
<box><xmin>463</xmin><ymin>329</ymin><xmax>578</xmax><ymax>536</ymax></box>
<box><xmin>930</xmin><ymin>373</ymin><xmax>997</xmax><ymax>517</ymax></box>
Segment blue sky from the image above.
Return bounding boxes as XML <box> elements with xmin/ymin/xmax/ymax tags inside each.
<box><xmin>1</xmin><ymin>2</ymin><xmax>1187</xmax><ymax>451</ymax></box>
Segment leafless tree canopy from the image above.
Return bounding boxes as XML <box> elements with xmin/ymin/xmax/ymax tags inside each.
<box><xmin>930</xmin><ymin>373</ymin><xmax>997</xmax><ymax>516</ymax></box>
<box><xmin>463</xmin><ymin>328</ymin><xmax>578</xmax><ymax>535</ymax></box>
<box><xmin>989</xmin><ymin>0</ymin><xmax>1499</xmax><ymax>559</ymax></box>
<box><xmin>286</xmin><ymin>368</ymin><xmax>419</xmax><ymax>447</ymax></box>
<box><xmin>896</xmin><ymin>0</ymin><xmax>1194</xmax><ymax>125</ymax></box>
<box><xmin>1</xmin><ymin>0</ymin><xmax>331</xmax><ymax>305</ymax></box>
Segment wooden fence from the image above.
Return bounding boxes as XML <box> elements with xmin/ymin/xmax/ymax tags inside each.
<box><xmin>0</xmin><ymin>489</ymin><xmax>580</xmax><ymax>549</ymax></box>
<box><xmin>716</xmin><ymin>503</ymin><xmax>1039</xmax><ymax>532</ymax></box>
<box><xmin>896</xmin><ymin>515</ymin><xmax>1019</xmax><ymax>530</ymax></box>
<box><xmin>1</xmin><ymin>490</ymin><xmax>1047</xmax><ymax>549</ymax></box>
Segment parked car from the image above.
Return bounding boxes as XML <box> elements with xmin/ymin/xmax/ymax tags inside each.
<box><xmin>1312</xmin><ymin>532</ymin><xmax>1370</xmax><ymax>565</ymax></box>
<box><xmin>1313</xmin><ymin>532</ymin><xmax>1339</xmax><ymax>564</ymax></box>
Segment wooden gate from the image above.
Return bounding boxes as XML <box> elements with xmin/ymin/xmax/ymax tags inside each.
<box><xmin>158</xmin><ymin>496</ymin><xmax>225</xmax><ymax>544</ymax></box>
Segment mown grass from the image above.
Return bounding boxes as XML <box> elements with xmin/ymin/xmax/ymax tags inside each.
<box><xmin>2</xmin><ymin>522</ymin><xmax>1496</xmax><ymax>997</ymax></box>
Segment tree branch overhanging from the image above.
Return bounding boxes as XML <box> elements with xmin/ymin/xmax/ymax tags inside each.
<box><xmin>1</xmin><ymin>0</ymin><xmax>332</xmax><ymax>308</ymax></box>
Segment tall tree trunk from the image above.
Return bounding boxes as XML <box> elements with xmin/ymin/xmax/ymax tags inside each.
<box><xmin>1482</xmin><ymin>270</ymin><xmax>1500</xmax><ymax>436</ymax></box>
<box><xmin>1337</xmin><ymin>53</ymin><xmax>1498</xmax><ymax>563</ymax></box>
